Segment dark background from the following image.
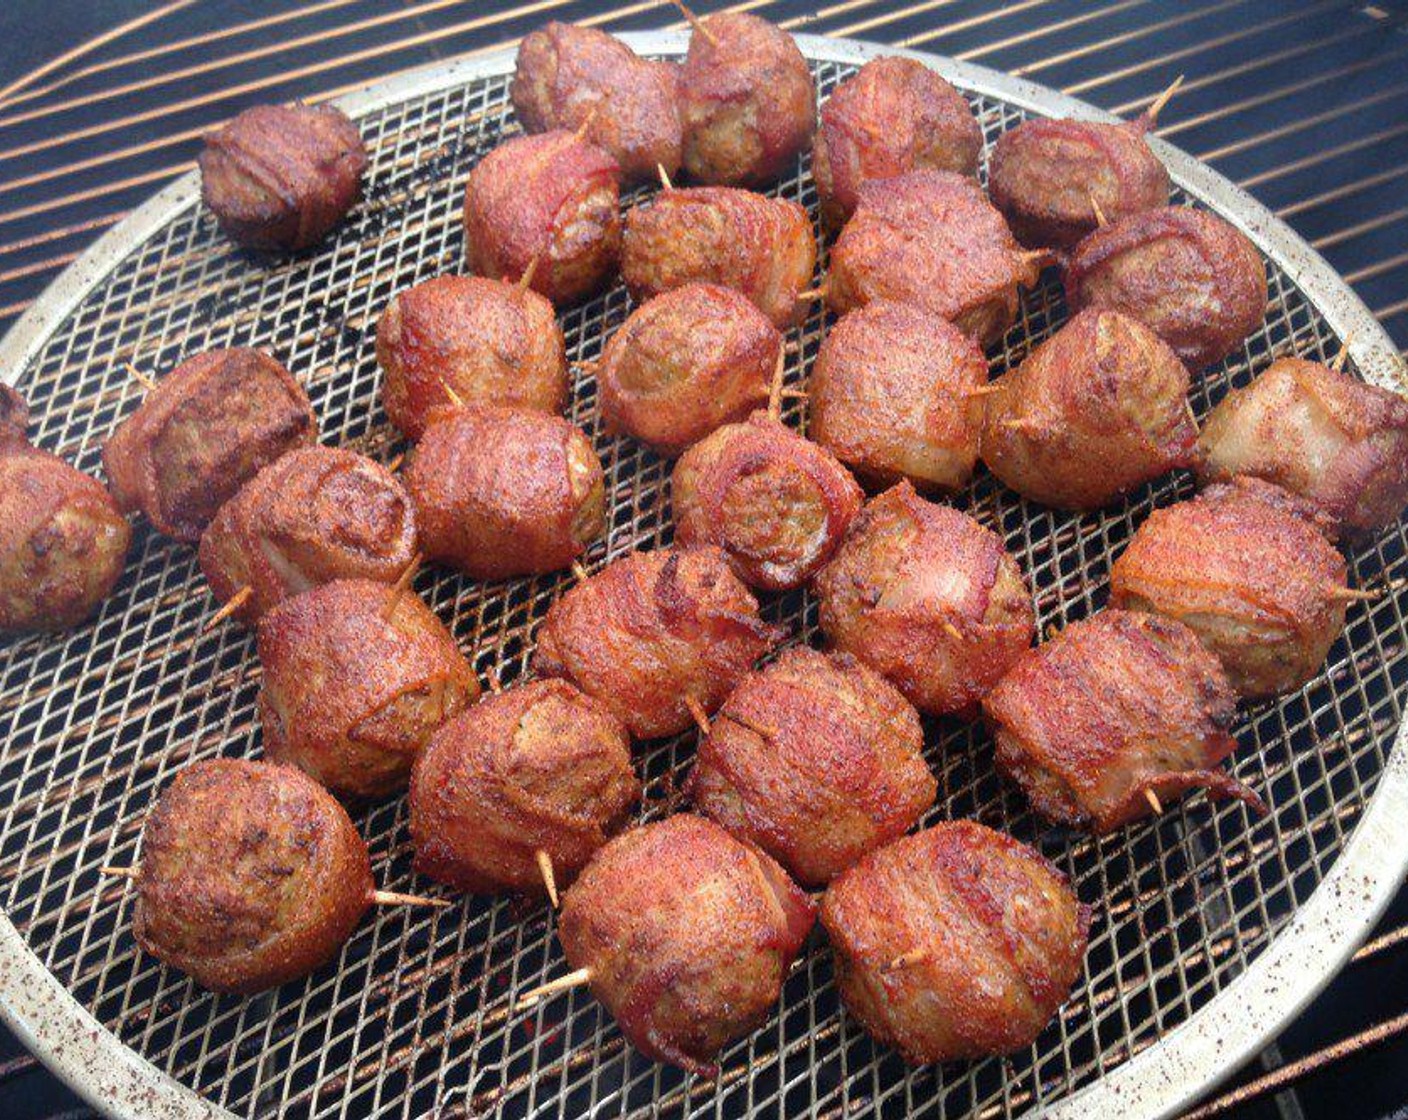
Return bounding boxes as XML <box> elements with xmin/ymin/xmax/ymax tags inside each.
<box><xmin>0</xmin><ymin>2</ymin><xmax>1405</xmax><ymax>1118</ymax></box>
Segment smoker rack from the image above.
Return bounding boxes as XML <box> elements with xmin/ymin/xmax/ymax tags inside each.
<box><xmin>0</xmin><ymin>22</ymin><xmax>1406</xmax><ymax>1120</ymax></box>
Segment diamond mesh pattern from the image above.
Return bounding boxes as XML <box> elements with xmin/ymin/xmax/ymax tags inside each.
<box><xmin>0</xmin><ymin>55</ymin><xmax>1402</xmax><ymax>1120</ymax></box>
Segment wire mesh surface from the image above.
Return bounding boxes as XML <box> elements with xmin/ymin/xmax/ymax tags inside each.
<box><xmin>0</xmin><ymin>35</ymin><xmax>1405</xmax><ymax>1120</ymax></box>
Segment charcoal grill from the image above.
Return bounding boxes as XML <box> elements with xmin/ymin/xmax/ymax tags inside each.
<box><xmin>0</xmin><ymin>29</ymin><xmax>1405</xmax><ymax>1120</ymax></box>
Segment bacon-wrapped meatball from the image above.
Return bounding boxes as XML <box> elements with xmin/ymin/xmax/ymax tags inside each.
<box><xmin>102</xmin><ymin>348</ymin><xmax>316</xmax><ymax>542</ymax></box>
<box><xmin>678</xmin><ymin>11</ymin><xmax>814</xmax><ymax>188</ymax></box>
<box><xmin>984</xmin><ymin>610</ymin><xmax>1264</xmax><ymax>833</ymax></box>
<box><xmin>980</xmin><ymin>308</ymin><xmax>1199</xmax><ymax>510</ymax></box>
<box><xmin>132</xmin><ymin>759</ymin><xmax>374</xmax><ymax>993</ymax></box>
<box><xmin>532</xmin><ymin>545</ymin><xmax>783</xmax><ymax>739</ymax></box>
<box><xmin>199</xmin><ymin>103</ymin><xmax>367</xmax><ymax>252</ymax></box>
<box><xmin>672</xmin><ymin>412</ymin><xmax>863</xmax><ymax>591</ymax></box>
<box><xmin>1197</xmin><ymin>356</ymin><xmax>1408</xmax><ymax>538</ymax></box>
<box><xmin>410</xmin><ymin>679</ymin><xmax>639</xmax><ymax>896</ymax></box>
<box><xmin>689</xmin><ymin>647</ymin><xmax>933</xmax><ymax>885</ymax></box>
<box><xmin>820</xmin><ymin>821</ymin><xmax>1089</xmax><ymax>1065</ymax></box>
<box><xmin>257</xmin><ymin>579</ymin><xmax>479</xmax><ymax>800</ymax></box>
<box><xmin>375</xmin><ymin>275</ymin><xmax>567</xmax><ymax>440</ymax></box>
<box><xmin>511</xmin><ymin>22</ymin><xmax>682</xmax><ymax>183</ymax></box>
<box><xmin>463</xmin><ymin>130</ymin><xmax>620</xmax><ymax>306</ymax></box>
<box><xmin>621</xmin><ymin>186</ymin><xmax>817</xmax><ymax>329</ymax></box>
<box><xmin>813</xmin><ymin>56</ymin><xmax>981</xmax><ymax>228</ymax></box>
<box><xmin>405</xmin><ymin>405</ymin><xmax>604</xmax><ymax>580</ymax></box>
<box><xmin>198</xmin><ymin>446</ymin><xmax>417</xmax><ymax>626</ymax></box>
<box><xmin>814</xmin><ymin>482</ymin><xmax>1035</xmax><ymax>716</ymax></box>
<box><xmin>809</xmin><ymin>301</ymin><xmax>987</xmax><ymax>494</ymax></box>
<box><xmin>1065</xmin><ymin>206</ymin><xmax>1267</xmax><ymax>370</ymax></box>
<box><xmin>556</xmin><ymin>814</ymin><xmax>815</xmax><ymax>1075</ymax></box>
<box><xmin>1108</xmin><ymin>478</ymin><xmax>1349</xmax><ymax>699</ymax></box>
<box><xmin>0</xmin><ymin>384</ymin><xmax>28</xmax><ymax>448</ymax></box>
<box><xmin>826</xmin><ymin>170</ymin><xmax>1043</xmax><ymax>348</ymax></box>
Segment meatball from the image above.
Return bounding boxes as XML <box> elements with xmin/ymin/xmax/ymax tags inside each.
<box><xmin>809</xmin><ymin>301</ymin><xmax>988</xmax><ymax>494</ymax></box>
<box><xmin>1197</xmin><ymin>356</ymin><xmax>1408</xmax><ymax>538</ymax></box>
<box><xmin>813</xmin><ymin>481</ymin><xmax>1035</xmax><ymax>717</ymax></box>
<box><xmin>198</xmin><ymin>446</ymin><xmax>417</xmax><ymax>626</ymax></box>
<box><xmin>375</xmin><ymin>275</ymin><xmax>567</xmax><ymax>440</ymax></box>
<box><xmin>820</xmin><ymin>821</ymin><xmax>1089</xmax><ymax>1065</ymax></box>
<box><xmin>511</xmin><ymin>22</ymin><xmax>682</xmax><ymax>183</ymax></box>
<box><xmin>405</xmin><ymin>404</ymin><xmax>604</xmax><ymax>580</ymax></box>
<box><xmin>621</xmin><ymin>186</ymin><xmax>817</xmax><ymax>329</ymax></box>
<box><xmin>826</xmin><ymin>170</ymin><xmax>1043</xmax><ymax>348</ymax></box>
<box><xmin>257</xmin><ymin>579</ymin><xmax>479</xmax><ymax>800</ymax></box>
<box><xmin>132</xmin><ymin>759</ymin><xmax>374</xmax><ymax>993</ymax></box>
<box><xmin>813</xmin><ymin>55</ymin><xmax>982</xmax><ymax>228</ymax></box>
<box><xmin>672</xmin><ymin>412</ymin><xmax>863</xmax><ymax>591</ymax></box>
<box><xmin>199</xmin><ymin>102</ymin><xmax>367</xmax><ymax>252</ymax></box>
<box><xmin>102</xmin><ymin>348</ymin><xmax>317</xmax><ymax>542</ymax></box>
<box><xmin>596</xmin><ymin>283</ymin><xmax>778</xmax><ymax>456</ymax></box>
<box><xmin>688</xmin><ymin>646</ymin><xmax>934</xmax><ymax>885</ymax></box>
<box><xmin>678</xmin><ymin>10</ymin><xmax>814</xmax><ymax>188</ymax></box>
<box><xmin>410</xmin><ymin>679</ymin><xmax>639</xmax><ymax>896</ymax></box>
<box><xmin>1108</xmin><ymin>478</ymin><xmax>1349</xmax><ymax>699</ymax></box>
<box><xmin>532</xmin><ymin>545</ymin><xmax>783</xmax><ymax>739</ymax></box>
<box><xmin>0</xmin><ymin>383</ymin><xmax>28</xmax><ymax>449</ymax></box>
<box><xmin>556</xmin><ymin>814</ymin><xmax>815</xmax><ymax>1076</ymax></box>
<box><xmin>984</xmin><ymin>610</ymin><xmax>1265</xmax><ymax>833</ymax></box>
<box><xmin>980</xmin><ymin>308</ymin><xmax>1199</xmax><ymax>510</ymax></box>
<box><xmin>1064</xmin><ymin>206</ymin><xmax>1267</xmax><ymax>370</ymax></box>
<box><xmin>463</xmin><ymin>129</ymin><xmax>620</xmax><ymax>306</ymax></box>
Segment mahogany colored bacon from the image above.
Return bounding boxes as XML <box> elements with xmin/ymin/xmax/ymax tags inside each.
<box><xmin>199</xmin><ymin>446</ymin><xmax>417</xmax><ymax>626</ymax></box>
<box><xmin>532</xmin><ymin>545</ymin><xmax>783</xmax><ymax>739</ymax></box>
<box><xmin>102</xmin><ymin>348</ymin><xmax>317</xmax><ymax>542</ymax></box>
<box><xmin>984</xmin><ymin>610</ymin><xmax>1264</xmax><ymax>833</ymax></box>
<box><xmin>375</xmin><ymin>275</ymin><xmax>568</xmax><ymax>440</ymax></box>
<box><xmin>980</xmin><ymin>308</ymin><xmax>1199</xmax><ymax>510</ymax></box>
<box><xmin>1108</xmin><ymin>478</ymin><xmax>1349</xmax><ymax>699</ymax></box>
<box><xmin>820</xmin><ymin>821</ymin><xmax>1089</xmax><ymax>1065</ymax></box>
<box><xmin>813</xmin><ymin>55</ymin><xmax>982</xmax><ymax>228</ymax></box>
<box><xmin>557</xmin><ymin>814</ymin><xmax>815</xmax><ymax>1076</ymax></box>
<box><xmin>688</xmin><ymin>646</ymin><xmax>934</xmax><ymax>886</ymax></box>
<box><xmin>257</xmin><ymin>579</ymin><xmax>479</xmax><ymax>800</ymax></box>
<box><xmin>814</xmin><ymin>482</ymin><xmax>1035</xmax><ymax>717</ymax></box>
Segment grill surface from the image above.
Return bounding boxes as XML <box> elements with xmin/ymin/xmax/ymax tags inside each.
<box><xmin>0</xmin><ymin>29</ymin><xmax>1406</xmax><ymax>1120</ymax></box>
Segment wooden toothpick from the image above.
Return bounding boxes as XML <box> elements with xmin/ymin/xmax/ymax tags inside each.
<box><xmin>126</xmin><ymin>363</ymin><xmax>157</xmax><ymax>393</ymax></box>
<box><xmin>516</xmin><ymin>966</ymin><xmax>594</xmax><ymax>1010</ymax></box>
<box><xmin>658</xmin><ymin>163</ymin><xmax>674</xmax><ymax>192</ymax></box>
<box><xmin>1143</xmin><ymin>788</ymin><xmax>1164</xmax><ymax>816</ymax></box>
<box><xmin>203</xmin><ymin>585</ymin><xmax>253</xmax><ymax>632</ymax></box>
<box><xmin>537</xmin><ymin>849</ymin><xmax>560</xmax><ymax>909</ymax></box>
<box><xmin>768</xmin><ymin>348</ymin><xmax>786</xmax><ymax>418</ymax></box>
<box><xmin>672</xmin><ymin>0</ymin><xmax>718</xmax><ymax>47</ymax></box>
<box><xmin>685</xmin><ymin>695</ymin><xmax>712</xmax><ymax>737</ymax></box>
<box><xmin>382</xmin><ymin>552</ymin><xmax>423</xmax><ymax>621</ymax></box>
<box><xmin>1144</xmin><ymin>74</ymin><xmax>1185</xmax><ymax>128</ymax></box>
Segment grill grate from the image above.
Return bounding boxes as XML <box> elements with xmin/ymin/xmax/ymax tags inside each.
<box><xmin>0</xmin><ymin>33</ymin><xmax>1406</xmax><ymax>1120</ymax></box>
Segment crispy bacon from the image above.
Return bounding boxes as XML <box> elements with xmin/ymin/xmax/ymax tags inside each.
<box><xmin>0</xmin><ymin>384</ymin><xmax>28</xmax><ymax>450</ymax></box>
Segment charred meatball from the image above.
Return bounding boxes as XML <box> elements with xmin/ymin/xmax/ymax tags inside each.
<box><xmin>198</xmin><ymin>446</ymin><xmax>417</xmax><ymax>626</ymax></box>
<box><xmin>532</xmin><ymin>545</ymin><xmax>783</xmax><ymax>739</ymax></box>
<box><xmin>596</xmin><ymin>283</ymin><xmax>778</xmax><ymax>456</ymax></box>
<box><xmin>820</xmin><ymin>821</ymin><xmax>1089</xmax><ymax>1065</ymax></box>
<box><xmin>556</xmin><ymin>814</ymin><xmax>815</xmax><ymax>1076</ymax></box>
<box><xmin>678</xmin><ymin>10</ymin><xmax>814</xmax><ymax>188</ymax></box>
<box><xmin>463</xmin><ymin>130</ymin><xmax>620</xmax><ymax>306</ymax></box>
<box><xmin>826</xmin><ymin>170</ymin><xmax>1043</xmax><ymax>348</ymax></box>
<box><xmin>132</xmin><ymin>759</ymin><xmax>374</xmax><ymax>993</ymax></box>
<box><xmin>199</xmin><ymin>102</ymin><xmax>367</xmax><ymax>252</ymax></box>
<box><xmin>980</xmin><ymin>308</ymin><xmax>1199</xmax><ymax>510</ymax></box>
<box><xmin>0</xmin><ymin>384</ymin><xmax>28</xmax><ymax>449</ymax></box>
<box><xmin>1197</xmin><ymin>356</ymin><xmax>1408</xmax><ymax>538</ymax></box>
<box><xmin>376</xmin><ymin>275</ymin><xmax>567</xmax><ymax>440</ymax></box>
<box><xmin>813</xmin><ymin>482</ymin><xmax>1035</xmax><ymax>717</ymax></box>
<box><xmin>410</xmin><ymin>679</ymin><xmax>639</xmax><ymax>896</ymax></box>
<box><xmin>689</xmin><ymin>646</ymin><xmax>934</xmax><ymax>885</ymax></box>
<box><xmin>512</xmin><ymin>22</ymin><xmax>682</xmax><ymax>183</ymax></box>
<box><xmin>257</xmin><ymin>579</ymin><xmax>479</xmax><ymax>800</ymax></box>
<box><xmin>102</xmin><ymin>348</ymin><xmax>317</xmax><ymax>542</ymax></box>
<box><xmin>672</xmin><ymin>412</ymin><xmax>863</xmax><ymax>591</ymax></box>
<box><xmin>813</xmin><ymin>55</ymin><xmax>982</xmax><ymax>228</ymax></box>
<box><xmin>1108</xmin><ymin>478</ymin><xmax>1349</xmax><ymax>699</ymax></box>
<box><xmin>405</xmin><ymin>404</ymin><xmax>604</xmax><ymax>580</ymax></box>
<box><xmin>621</xmin><ymin>186</ymin><xmax>817</xmax><ymax>329</ymax></box>
<box><xmin>1064</xmin><ymin>206</ymin><xmax>1267</xmax><ymax>370</ymax></box>
<box><xmin>984</xmin><ymin>610</ymin><xmax>1265</xmax><ymax>833</ymax></box>
<box><xmin>809</xmin><ymin>301</ymin><xmax>988</xmax><ymax>494</ymax></box>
